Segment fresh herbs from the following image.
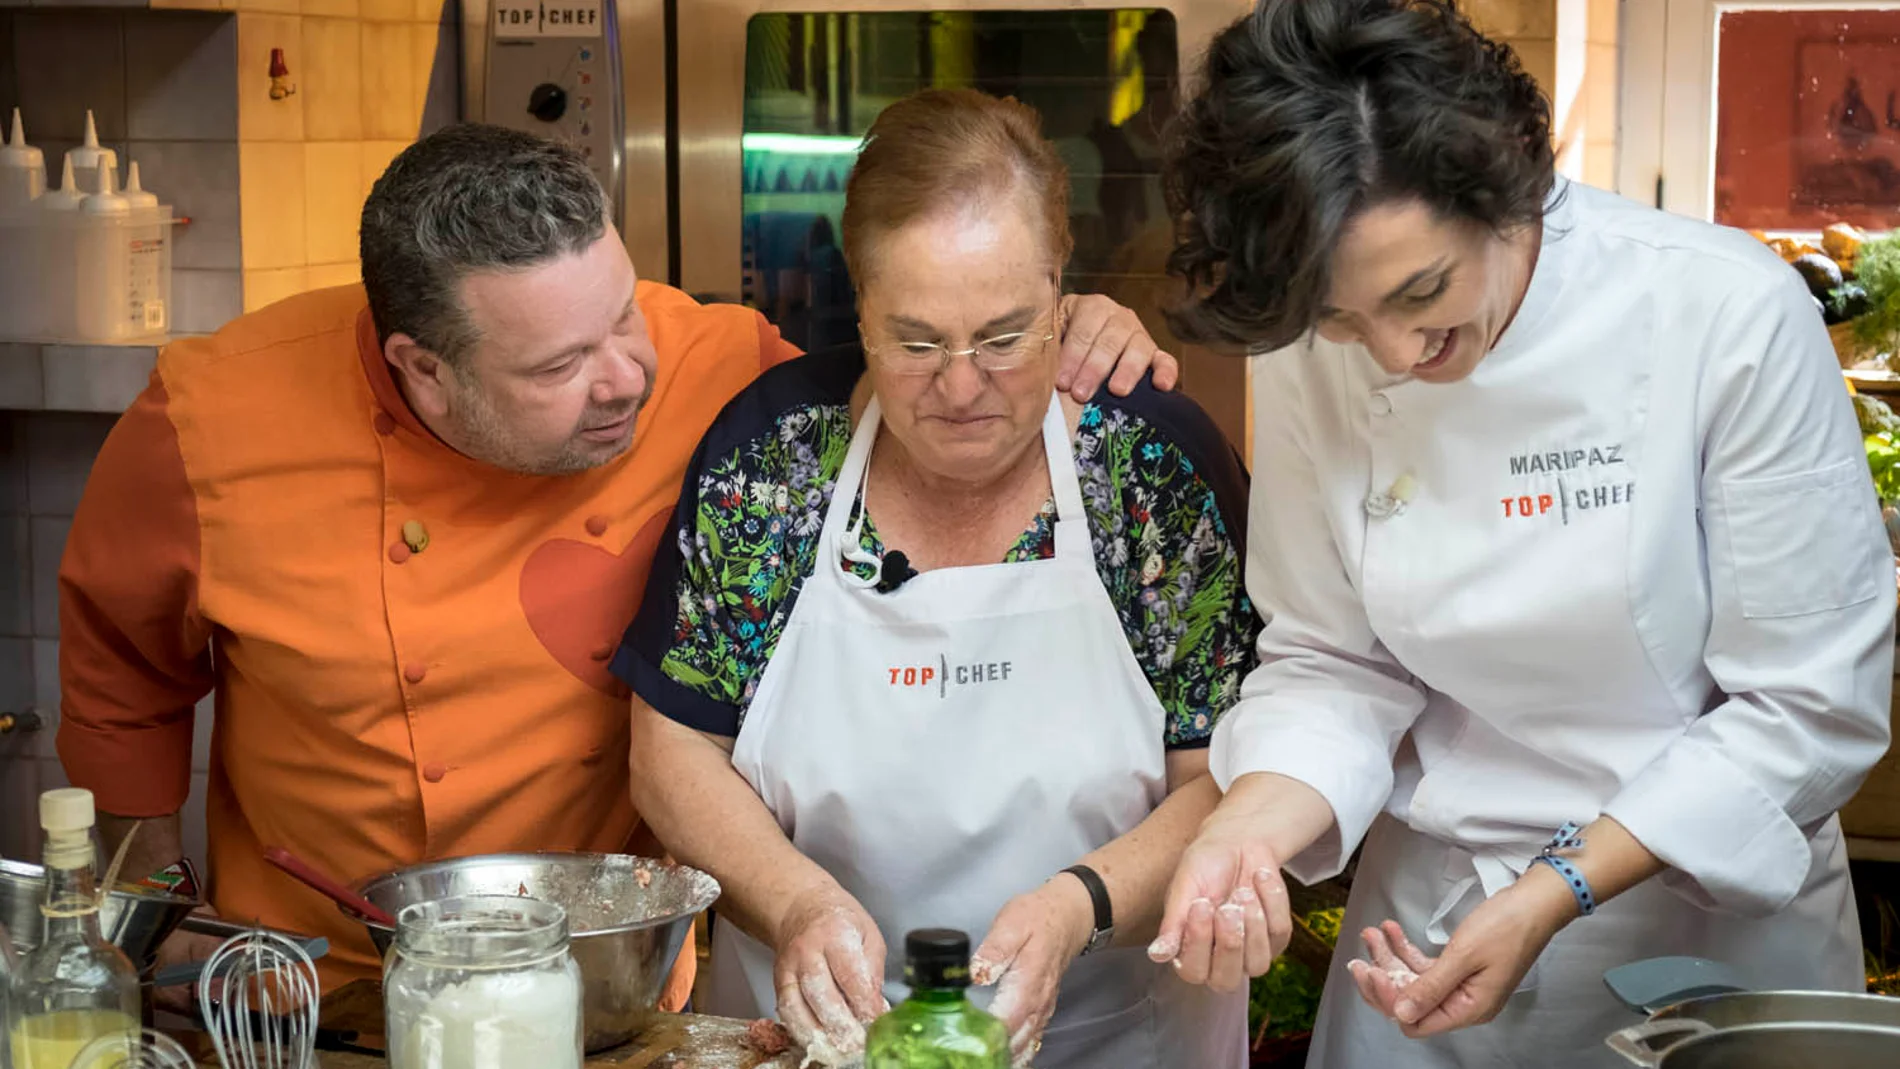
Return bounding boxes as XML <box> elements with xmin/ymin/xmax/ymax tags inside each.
<box><xmin>1857</xmin><ymin>395</ymin><xmax>1900</xmax><ymax>507</ymax></box>
<box><xmin>1853</xmin><ymin>231</ymin><xmax>1900</xmax><ymax>352</ymax></box>
<box><xmin>1249</xmin><ymin>907</ymin><xmax>1344</xmax><ymax>1047</ymax></box>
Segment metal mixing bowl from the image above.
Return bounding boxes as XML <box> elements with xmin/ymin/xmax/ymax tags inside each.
<box><xmin>345</xmin><ymin>852</ymin><xmax>719</xmax><ymax>1052</ymax></box>
<box><xmin>1</xmin><ymin>858</ymin><xmax>201</xmax><ymax>973</ymax></box>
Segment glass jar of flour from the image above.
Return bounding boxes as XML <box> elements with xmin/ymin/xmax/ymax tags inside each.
<box><xmin>384</xmin><ymin>896</ymin><xmax>583</xmax><ymax>1069</ymax></box>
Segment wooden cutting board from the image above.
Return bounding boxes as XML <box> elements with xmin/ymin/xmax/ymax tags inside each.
<box><xmin>188</xmin><ymin>1014</ymin><xmax>799</xmax><ymax>1069</ymax></box>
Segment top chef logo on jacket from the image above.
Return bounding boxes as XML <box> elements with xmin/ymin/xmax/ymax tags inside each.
<box><xmin>888</xmin><ymin>655</ymin><xmax>1015</xmax><ymax>699</ymax></box>
<box><xmin>1502</xmin><ymin>440</ymin><xmax>1634</xmax><ymax>524</ymax></box>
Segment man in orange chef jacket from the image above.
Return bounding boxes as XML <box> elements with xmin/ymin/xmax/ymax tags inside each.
<box><xmin>54</xmin><ymin>124</ymin><xmax>1177</xmax><ymax>1014</ymax></box>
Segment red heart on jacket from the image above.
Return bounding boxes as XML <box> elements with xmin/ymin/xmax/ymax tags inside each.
<box><xmin>519</xmin><ymin>511</ymin><xmax>670</xmax><ymax>697</ymax></box>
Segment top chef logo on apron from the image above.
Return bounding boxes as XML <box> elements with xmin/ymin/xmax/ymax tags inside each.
<box><xmin>887</xmin><ymin>655</ymin><xmax>1014</xmax><ymax>698</ymax></box>
<box><xmin>1500</xmin><ymin>441</ymin><xmax>1634</xmax><ymax>524</ymax></box>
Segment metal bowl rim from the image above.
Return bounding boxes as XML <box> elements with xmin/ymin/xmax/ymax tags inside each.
<box><xmin>1</xmin><ymin>856</ymin><xmax>202</xmax><ymax>909</ymax></box>
<box><xmin>342</xmin><ymin>851</ymin><xmax>718</xmax><ymax>938</ymax></box>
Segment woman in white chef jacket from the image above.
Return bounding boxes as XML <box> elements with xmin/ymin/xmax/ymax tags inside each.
<box><xmin>1142</xmin><ymin>2</ymin><xmax>1897</xmax><ymax>1067</ymax></box>
<box><xmin>615</xmin><ymin>89</ymin><xmax>1252</xmax><ymax>1067</ymax></box>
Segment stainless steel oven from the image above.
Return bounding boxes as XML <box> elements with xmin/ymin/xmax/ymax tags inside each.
<box><xmin>674</xmin><ymin>0</ymin><xmax>1256</xmax><ymax>447</ymax></box>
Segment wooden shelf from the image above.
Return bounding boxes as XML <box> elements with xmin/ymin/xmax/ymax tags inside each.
<box><xmin>0</xmin><ymin>340</ymin><xmax>167</xmax><ymax>414</ymax></box>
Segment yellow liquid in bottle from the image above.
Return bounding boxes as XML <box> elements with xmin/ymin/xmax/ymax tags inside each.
<box><xmin>9</xmin><ymin>1008</ymin><xmax>140</xmax><ymax>1069</ymax></box>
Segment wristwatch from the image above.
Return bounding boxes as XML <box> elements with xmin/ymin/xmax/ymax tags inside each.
<box><xmin>1060</xmin><ymin>864</ymin><xmax>1114</xmax><ymax>956</ymax></box>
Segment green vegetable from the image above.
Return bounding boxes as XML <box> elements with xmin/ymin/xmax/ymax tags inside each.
<box><xmin>1852</xmin><ymin>231</ymin><xmax>1900</xmax><ymax>353</ymax></box>
<box><xmin>1865</xmin><ymin>432</ymin><xmax>1900</xmax><ymax>507</ymax></box>
<box><xmin>1249</xmin><ymin>907</ymin><xmax>1345</xmax><ymax>1043</ymax></box>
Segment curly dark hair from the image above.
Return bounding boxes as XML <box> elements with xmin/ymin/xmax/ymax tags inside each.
<box><xmin>1163</xmin><ymin>0</ymin><xmax>1555</xmax><ymax>351</ymax></box>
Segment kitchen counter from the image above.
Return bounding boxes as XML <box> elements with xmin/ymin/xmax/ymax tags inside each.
<box><xmin>190</xmin><ymin>1015</ymin><xmax>800</xmax><ymax>1069</ymax></box>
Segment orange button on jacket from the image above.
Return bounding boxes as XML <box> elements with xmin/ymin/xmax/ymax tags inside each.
<box><xmin>56</xmin><ymin>282</ymin><xmax>799</xmax><ymax>996</ymax></box>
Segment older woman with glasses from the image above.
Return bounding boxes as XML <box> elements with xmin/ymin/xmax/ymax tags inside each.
<box><xmin>611</xmin><ymin>89</ymin><xmax>1254</xmax><ymax>1067</ymax></box>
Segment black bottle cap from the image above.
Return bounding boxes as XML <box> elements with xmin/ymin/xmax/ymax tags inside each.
<box><xmin>903</xmin><ymin>928</ymin><xmax>972</xmax><ymax>989</ymax></box>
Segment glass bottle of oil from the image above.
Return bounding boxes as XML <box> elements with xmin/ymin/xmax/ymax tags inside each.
<box><xmin>8</xmin><ymin>788</ymin><xmax>139</xmax><ymax>1069</ymax></box>
<box><xmin>865</xmin><ymin>929</ymin><xmax>1009</xmax><ymax>1069</ymax></box>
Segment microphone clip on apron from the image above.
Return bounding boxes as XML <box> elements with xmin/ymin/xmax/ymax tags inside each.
<box><xmin>709</xmin><ymin>393</ymin><xmax>1245</xmax><ymax>1067</ymax></box>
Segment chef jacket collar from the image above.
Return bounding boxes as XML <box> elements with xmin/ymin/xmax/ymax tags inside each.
<box><xmin>357</xmin><ymin>305</ymin><xmax>446</xmax><ymax>442</ymax></box>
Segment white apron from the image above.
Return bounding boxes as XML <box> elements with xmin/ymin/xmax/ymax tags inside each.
<box><xmin>706</xmin><ymin>394</ymin><xmax>1246</xmax><ymax>1068</ymax></box>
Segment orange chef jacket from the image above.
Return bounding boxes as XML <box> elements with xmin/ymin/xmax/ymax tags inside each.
<box><xmin>56</xmin><ymin>281</ymin><xmax>800</xmax><ymax>996</ymax></box>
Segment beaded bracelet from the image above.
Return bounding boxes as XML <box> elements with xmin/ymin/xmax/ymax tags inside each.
<box><xmin>1528</xmin><ymin>822</ymin><xmax>1597</xmax><ymax>917</ymax></box>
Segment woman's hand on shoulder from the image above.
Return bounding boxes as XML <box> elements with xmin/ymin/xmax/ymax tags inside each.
<box><xmin>1147</xmin><ymin>810</ymin><xmax>1293</xmax><ymax>992</ymax></box>
<box><xmin>971</xmin><ymin>876</ymin><xmax>1096</xmax><ymax>1066</ymax></box>
<box><xmin>772</xmin><ymin>883</ymin><xmax>890</xmax><ymax>1061</ymax></box>
<box><xmin>1056</xmin><ymin>294</ymin><xmax>1180</xmax><ymax>400</ymax></box>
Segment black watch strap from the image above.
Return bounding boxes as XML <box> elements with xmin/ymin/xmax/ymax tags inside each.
<box><xmin>1061</xmin><ymin>864</ymin><xmax>1113</xmax><ymax>953</ymax></box>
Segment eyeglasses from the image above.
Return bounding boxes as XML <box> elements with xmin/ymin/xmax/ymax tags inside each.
<box><xmin>860</xmin><ymin>296</ymin><xmax>1061</xmax><ymax>377</ymax></box>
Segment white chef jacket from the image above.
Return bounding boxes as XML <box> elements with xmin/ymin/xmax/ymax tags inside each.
<box><xmin>1213</xmin><ymin>179</ymin><xmax>1895</xmax><ymax>917</ymax></box>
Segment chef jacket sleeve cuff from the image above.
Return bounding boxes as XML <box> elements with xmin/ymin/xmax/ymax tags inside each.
<box><xmin>55</xmin><ymin>710</ymin><xmax>194</xmax><ymax>817</ymax></box>
<box><xmin>1211</xmin><ymin>702</ymin><xmax>1394</xmax><ymax>886</ymax></box>
<box><xmin>612</xmin><ymin>646</ymin><xmax>741</xmax><ymax>738</ymax></box>
<box><xmin>1603</xmin><ymin>732</ymin><xmax>1814</xmax><ymax>916</ymax></box>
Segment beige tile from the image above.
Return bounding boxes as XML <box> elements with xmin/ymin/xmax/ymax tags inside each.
<box><xmin>360</xmin><ymin>139</ymin><xmax>408</xmax><ymax>203</ymax></box>
<box><xmin>306</xmin><ymin>261</ymin><xmax>362</xmax><ymax>290</ymax></box>
<box><xmin>413</xmin><ymin>0</ymin><xmax>449</xmax><ymax>24</ymax></box>
<box><xmin>243</xmin><ymin>267</ymin><xmax>312</xmax><ymax>312</ymax></box>
<box><xmin>305</xmin><ymin>141</ymin><xmax>363</xmax><ymax>265</ymax></box>
<box><xmin>302</xmin><ymin>16</ymin><xmax>362</xmax><ymax>140</ymax></box>
<box><xmin>236</xmin><ymin>13</ymin><xmax>305</xmax><ymax>141</ymax></box>
<box><xmin>410</xmin><ymin>16</ymin><xmax>440</xmax><ymax>123</ymax></box>
<box><xmin>236</xmin><ymin>0</ymin><xmax>300</xmax><ymax>14</ymax></box>
<box><xmin>239</xmin><ymin>141</ymin><xmax>308</xmax><ymax>270</ymax></box>
<box><xmin>360</xmin><ymin>22</ymin><xmax>417</xmax><ymax>140</ymax></box>
<box><xmin>1588</xmin><ymin>0</ymin><xmax>1619</xmax><ymax>44</ymax></box>
<box><xmin>1583</xmin><ymin>140</ymin><xmax>1617</xmax><ymax>191</ymax></box>
<box><xmin>358</xmin><ymin>0</ymin><xmax>408</xmax><ymax>22</ymax></box>
<box><xmin>302</xmin><ymin>0</ymin><xmax>357</xmax><ymax>16</ymax></box>
<box><xmin>149</xmin><ymin>0</ymin><xmax>228</xmax><ymax>10</ymax></box>
<box><xmin>1585</xmin><ymin>42</ymin><xmax>1618</xmax><ymax>127</ymax></box>
<box><xmin>1465</xmin><ymin>0</ymin><xmax>1556</xmax><ymax>39</ymax></box>
<box><xmin>1509</xmin><ymin>37</ymin><xmax>1556</xmax><ymax>95</ymax></box>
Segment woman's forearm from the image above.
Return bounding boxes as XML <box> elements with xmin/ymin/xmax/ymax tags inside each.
<box><xmin>629</xmin><ymin>700</ymin><xmax>845</xmax><ymax>947</ymax></box>
<box><xmin>1208</xmin><ymin>770</ymin><xmax>1339</xmax><ymax>868</ymax></box>
<box><xmin>1077</xmin><ymin>769</ymin><xmax>1221</xmax><ymax>946</ymax></box>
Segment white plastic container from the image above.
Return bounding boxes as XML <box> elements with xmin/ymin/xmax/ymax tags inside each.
<box><xmin>0</xmin><ymin>157</ymin><xmax>172</xmax><ymax>343</ymax></box>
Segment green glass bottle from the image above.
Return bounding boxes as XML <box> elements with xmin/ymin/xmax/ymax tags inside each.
<box><xmin>865</xmin><ymin>929</ymin><xmax>1009</xmax><ymax>1069</ymax></box>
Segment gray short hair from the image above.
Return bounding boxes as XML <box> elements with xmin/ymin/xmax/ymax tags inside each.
<box><xmin>360</xmin><ymin>123</ymin><xmax>610</xmax><ymax>363</ymax></box>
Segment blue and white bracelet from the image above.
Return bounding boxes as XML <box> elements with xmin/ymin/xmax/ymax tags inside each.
<box><xmin>1528</xmin><ymin>822</ymin><xmax>1597</xmax><ymax>916</ymax></box>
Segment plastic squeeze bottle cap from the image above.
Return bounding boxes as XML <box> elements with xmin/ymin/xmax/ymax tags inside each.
<box><xmin>65</xmin><ymin>110</ymin><xmax>118</xmax><ymax>186</ymax></box>
<box><xmin>0</xmin><ymin>106</ymin><xmax>45</xmax><ymax>208</ymax></box>
<box><xmin>82</xmin><ymin>161</ymin><xmax>128</xmax><ymax>216</ymax></box>
<box><xmin>122</xmin><ymin>161</ymin><xmax>159</xmax><ymax>211</ymax></box>
<box><xmin>39</xmin><ymin>155</ymin><xmax>85</xmax><ymax>212</ymax></box>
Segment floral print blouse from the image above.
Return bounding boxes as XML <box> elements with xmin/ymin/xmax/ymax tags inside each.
<box><xmin>613</xmin><ymin>345</ymin><xmax>1259</xmax><ymax>748</ymax></box>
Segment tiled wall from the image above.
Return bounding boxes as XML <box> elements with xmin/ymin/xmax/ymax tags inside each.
<box><xmin>0</xmin><ymin>410</ymin><xmax>214</xmax><ymax>868</ymax></box>
<box><xmin>233</xmin><ymin>0</ymin><xmax>460</xmax><ymax>310</ymax></box>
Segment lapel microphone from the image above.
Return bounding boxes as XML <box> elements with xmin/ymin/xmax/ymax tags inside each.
<box><xmin>875</xmin><ymin>550</ymin><xmax>917</xmax><ymax>593</ymax></box>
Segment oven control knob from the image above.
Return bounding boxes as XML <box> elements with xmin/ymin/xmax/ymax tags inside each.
<box><xmin>528</xmin><ymin>83</ymin><xmax>568</xmax><ymax>122</ymax></box>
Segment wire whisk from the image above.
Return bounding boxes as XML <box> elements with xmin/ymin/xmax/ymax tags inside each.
<box><xmin>71</xmin><ymin>1028</ymin><xmax>199</xmax><ymax>1069</ymax></box>
<box><xmin>196</xmin><ymin>929</ymin><xmax>320</xmax><ymax>1069</ymax></box>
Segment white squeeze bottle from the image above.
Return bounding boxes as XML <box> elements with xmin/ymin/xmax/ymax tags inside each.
<box><xmin>0</xmin><ymin>108</ymin><xmax>45</xmax><ymax>343</ymax></box>
<box><xmin>76</xmin><ymin>164</ymin><xmax>131</xmax><ymax>341</ymax></box>
<box><xmin>7</xmin><ymin>789</ymin><xmax>140</xmax><ymax>1069</ymax></box>
<box><xmin>0</xmin><ymin>108</ymin><xmax>44</xmax><ymax>209</ymax></box>
<box><xmin>119</xmin><ymin>163</ymin><xmax>168</xmax><ymax>337</ymax></box>
<box><xmin>28</xmin><ymin>156</ymin><xmax>85</xmax><ymax>340</ymax></box>
<box><xmin>63</xmin><ymin>111</ymin><xmax>117</xmax><ymax>205</ymax></box>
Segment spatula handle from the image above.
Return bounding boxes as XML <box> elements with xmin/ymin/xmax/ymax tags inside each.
<box><xmin>262</xmin><ymin>846</ymin><xmax>398</xmax><ymax>927</ymax></box>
